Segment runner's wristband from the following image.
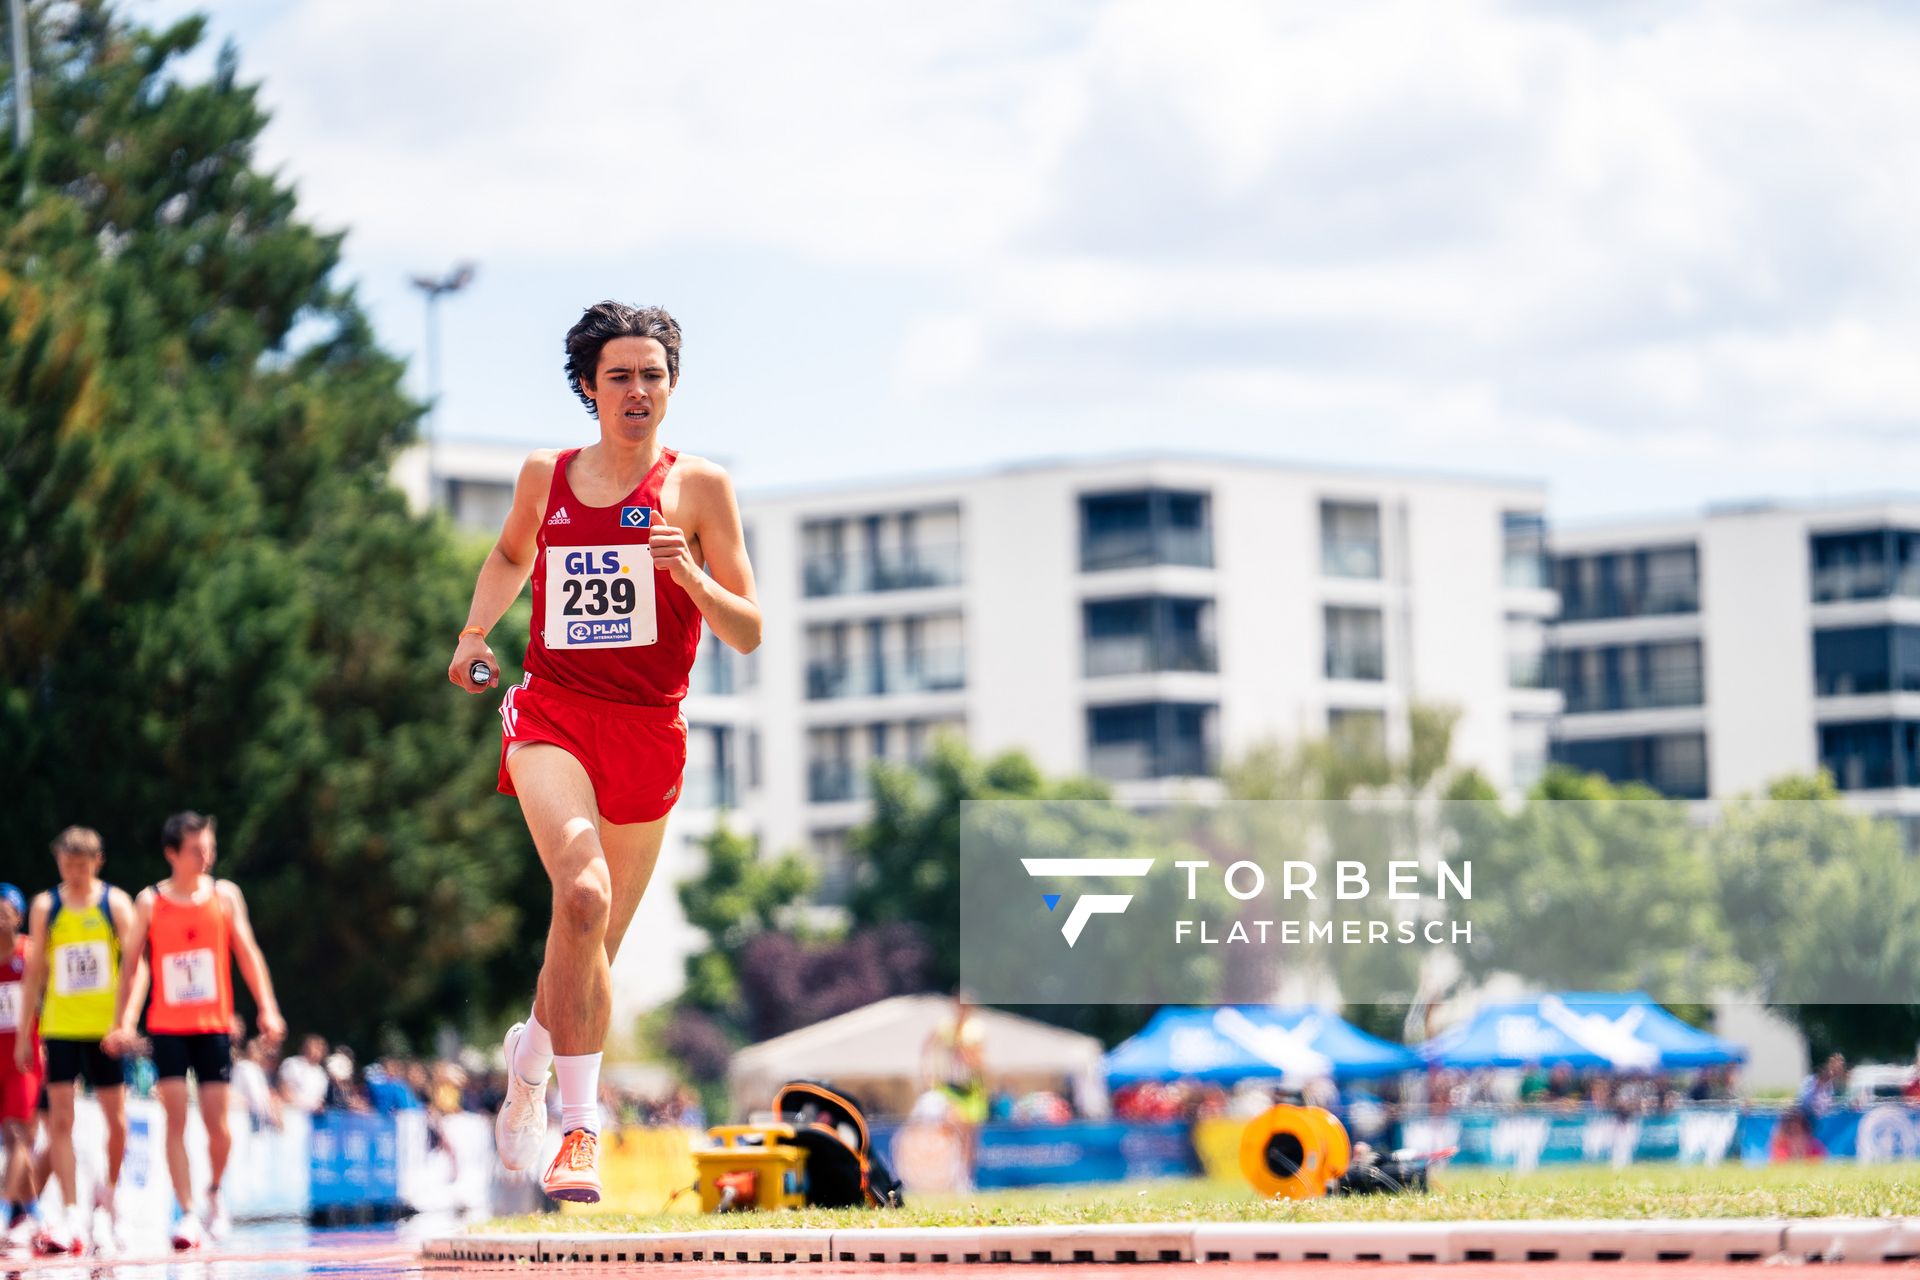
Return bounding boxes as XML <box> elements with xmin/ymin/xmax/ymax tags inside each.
<box><xmin>459</xmin><ymin>626</ymin><xmax>487</xmax><ymax>640</ymax></box>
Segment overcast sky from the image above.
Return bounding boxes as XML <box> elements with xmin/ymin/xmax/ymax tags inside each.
<box><xmin>137</xmin><ymin>0</ymin><xmax>1920</xmax><ymax>519</ymax></box>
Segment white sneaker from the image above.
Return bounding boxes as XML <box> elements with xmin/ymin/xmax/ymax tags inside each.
<box><xmin>171</xmin><ymin>1210</ymin><xmax>205</xmax><ymax>1252</ymax></box>
<box><xmin>206</xmin><ymin>1191</ymin><xmax>232</xmax><ymax>1242</ymax></box>
<box><xmin>4</xmin><ymin>1216</ymin><xmax>33</xmax><ymax>1251</ymax></box>
<box><xmin>495</xmin><ymin>1021</ymin><xmax>550</xmax><ymax>1172</ymax></box>
<box><xmin>88</xmin><ymin>1207</ymin><xmax>119</xmax><ymax>1258</ymax></box>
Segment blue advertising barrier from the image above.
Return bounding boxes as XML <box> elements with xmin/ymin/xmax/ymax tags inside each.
<box><xmin>1737</xmin><ymin>1105</ymin><xmax>1920</xmax><ymax>1163</ymax></box>
<box><xmin>309</xmin><ymin>1109</ymin><xmax>403</xmax><ymax>1212</ymax></box>
<box><xmin>872</xmin><ymin>1120</ymin><xmax>1199</xmax><ymax>1189</ymax></box>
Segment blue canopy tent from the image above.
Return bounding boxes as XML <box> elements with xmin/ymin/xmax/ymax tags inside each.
<box><xmin>1416</xmin><ymin>992</ymin><xmax>1746</xmax><ymax>1071</ymax></box>
<box><xmin>1105</xmin><ymin>1006</ymin><xmax>1421</xmax><ymax>1086</ymax></box>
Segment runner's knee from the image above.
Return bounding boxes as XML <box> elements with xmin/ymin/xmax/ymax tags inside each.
<box><xmin>556</xmin><ymin>865</ymin><xmax>612</xmax><ymax>935</ymax></box>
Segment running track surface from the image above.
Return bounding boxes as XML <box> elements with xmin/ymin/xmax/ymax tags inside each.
<box><xmin>2</xmin><ymin>1248</ymin><xmax>1919</xmax><ymax>1278</ymax></box>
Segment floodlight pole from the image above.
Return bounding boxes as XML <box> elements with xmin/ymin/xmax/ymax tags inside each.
<box><xmin>9</xmin><ymin>0</ymin><xmax>31</xmax><ymax>151</ymax></box>
<box><xmin>409</xmin><ymin>263</ymin><xmax>476</xmax><ymax>512</ymax></box>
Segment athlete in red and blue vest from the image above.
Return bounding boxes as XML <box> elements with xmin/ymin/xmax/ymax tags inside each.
<box><xmin>448</xmin><ymin>302</ymin><xmax>760</xmax><ymax>1202</ymax></box>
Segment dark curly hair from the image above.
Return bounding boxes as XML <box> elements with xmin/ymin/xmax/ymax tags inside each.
<box><xmin>564</xmin><ymin>301</ymin><xmax>682</xmax><ymax>416</ymax></box>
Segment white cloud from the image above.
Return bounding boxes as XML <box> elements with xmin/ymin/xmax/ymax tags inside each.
<box><xmin>150</xmin><ymin>0</ymin><xmax>1920</xmax><ymax>504</ymax></box>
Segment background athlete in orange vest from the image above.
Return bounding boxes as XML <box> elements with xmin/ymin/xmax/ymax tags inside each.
<box><xmin>103</xmin><ymin>812</ymin><xmax>284</xmax><ymax>1250</ymax></box>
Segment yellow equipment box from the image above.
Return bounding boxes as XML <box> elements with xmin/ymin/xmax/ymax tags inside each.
<box><xmin>695</xmin><ymin>1124</ymin><xmax>809</xmax><ymax>1212</ymax></box>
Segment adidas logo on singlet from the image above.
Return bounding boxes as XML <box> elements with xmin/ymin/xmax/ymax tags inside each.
<box><xmin>547</xmin><ymin>506</ymin><xmax>571</xmax><ymax>526</ymax></box>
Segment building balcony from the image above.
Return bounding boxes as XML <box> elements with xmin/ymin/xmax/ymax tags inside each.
<box><xmin>807</xmin><ymin>760</ymin><xmax>867</xmax><ymax>804</ymax></box>
<box><xmin>1080</xmin><ymin>528</ymin><xmax>1213</xmax><ymax>573</ymax></box>
<box><xmin>806</xmin><ymin>647</ymin><xmax>966</xmax><ymax>700</ymax></box>
<box><xmin>1087</xmin><ymin>741</ymin><xmax>1215</xmax><ymax>782</ymax></box>
<box><xmin>1561</xmin><ymin>675</ymin><xmax>1704</xmax><ymax>716</ymax></box>
<box><xmin>1326</xmin><ymin>645</ymin><xmax>1386</xmax><ymax>683</ymax></box>
<box><xmin>803</xmin><ymin>543</ymin><xmax>963</xmax><ymax>598</ymax></box>
<box><xmin>1322</xmin><ymin>537</ymin><xmax>1382</xmax><ymax>580</ymax></box>
<box><xmin>1084</xmin><ymin>635</ymin><xmax>1218</xmax><ymax>678</ymax></box>
<box><xmin>679</xmin><ymin>767</ymin><xmax>738</xmax><ymax>811</ymax></box>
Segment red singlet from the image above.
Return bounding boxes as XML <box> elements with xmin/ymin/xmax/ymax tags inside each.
<box><xmin>523</xmin><ymin>447</ymin><xmax>703</xmax><ymax>706</ymax></box>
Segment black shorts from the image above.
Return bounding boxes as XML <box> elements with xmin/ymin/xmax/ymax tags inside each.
<box><xmin>43</xmin><ymin>1039</ymin><xmax>126</xmax><ymax>1089</ymax></box>
<box><xmin>150</xmin><ymin>1032</ymin><xmax>232</xmax><ymax>1084</ymax></box>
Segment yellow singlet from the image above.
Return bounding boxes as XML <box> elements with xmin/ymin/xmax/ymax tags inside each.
<box><xmin>39</xmin><ymin>884</ymin><xmax>120</xmax><ymax>1041</ymax></box>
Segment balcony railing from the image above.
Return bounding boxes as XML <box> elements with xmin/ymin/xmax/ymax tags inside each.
<box><xmin>1504</xmin><ymin>553</ymin><xmax>1551</xmax><ymax>590</ymax></box>
<box><xmin>1322</xmin><ymin>537</ymin><xmax>1382</xmax><ymax>580</ymax></box>
<box><xmin>679</xmin><ymin>767</ymin><xmax>737</xmax><ymax>811</ymax></box>
<box><xmin>1326</xmin><ymin>644</ymin><xmax>1385</xmax><ymax>682</ymax></box>
<box><xmin>1508</xmin><ymin>651</ymin><xmax>1550</xmax><ymax>689</ymax></box>
<box><xmin>807</xmin><ymin>760</ymin><xmax>866</xmax><ymax>804</ymax></box>
<box><xmin>1087</xmin><ymin>741</ymin><xmax>1214</xmax><ymax>782</ymax></box>
<box><xmin>1080</xmin><ymin>528</ymin><xmax>1213</xmax><ymax>573</ymax></box>
<box><xmin>1084</xmin><ymin>635</ymin><xmax>1218</xmax><ymax>678</ymax></box>
<box><xmin>806</xmin><ymin>647</ymin><xmax>967</xmax><ymax>700</ymax></box>
<box><xmin>1561</xmin><ymin>674</ymin><xmax>1704</xmax><ymax>715</ymax></box>
<box><xmin>803</xmin><ymin>542</ymin><xmax>964</xmax><ymax>598</ymax></box>
<box><xmin>1811</xmin><ymin>563</ymin><xmax>1920</xmax><ymax>604</ymax></box>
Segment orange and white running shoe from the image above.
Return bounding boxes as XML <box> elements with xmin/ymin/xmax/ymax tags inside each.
<box><xmin>542</xmin><ymin>1128</ymin><xmax>602</xmax><ymax>1203</ymax></box>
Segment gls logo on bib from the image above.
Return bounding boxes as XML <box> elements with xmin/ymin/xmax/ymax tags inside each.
<box><xmin>620</xmin><ymin>506</ymin><xmax>653</xmax><ymax>529</ymax></box>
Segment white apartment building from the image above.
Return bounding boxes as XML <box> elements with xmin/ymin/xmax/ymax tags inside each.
<box><xmin>403</xmin><ymin>443</ymin><xmax>1558</xmax><ymax>1013</ymax></box>
<box><xmin>1548</xmin><ymin>496</ymin><xmax>1920</xmax><ymax>818</ymax></box>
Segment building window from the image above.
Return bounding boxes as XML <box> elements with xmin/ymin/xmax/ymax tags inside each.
<box><xmin>803</xmin><ymin>506</ymin><xmax>964</xmax><ymax>597</ymax></box>
<box><xmin>1554</xmin><ymin>545</ymin><xmax>1700</xmax><ymax>621</ymax></box>
<box><xmin>1511</xmin><ymin>716</ymin><xmax>1551</xmax><ymax>791</ymax></box>
<box><xmin>1552</xmin><ymin>732</ymin><xmax>1709</xmax><ymax>799</ymax></box>
<box><xmin>1506</xmin><ymin>614</ymin><xmax>1549</xmax><ymax>689</ymax></box>
<box><xmin>1503</xmin><ymin>511</ymin><xmax>1550</xmax><ymax>589</ymax></box>
<box><xmin>1079</xmin><ymin>489</ymin><xmax>1213</xmax><ymax>572</ymax></box>
<box><xmin>810</xmin><ymin>828</ymin><xmax>855</xmax><ymax>906</ymax></box>
<box><xmin>1325</xmin><ymin>606</ymin><xmax>1385</xmax><ymax>682</ymax></box>
<box><xmin>1819</xmin><ymin>720</ymin><xmax>1920</xmax><ymax>791</ymax></box>
<box><xmin>692</xmin><ymin>631</ymin><xmax>736</xmax><ymax>697</ymax></box>
<box><xmin>1810</xmin><ymin>529</ymin><xmax>1920</xmax><ymax>603</ymax></box>
<box><xmin>1083</xmin><ymin>596</ymin><xmax>1218</xmax><ymax>677</ymax></box>
<box><xmin>807</xmin><ymin>726</ymin><xmax>860</xmax><ymax>803</ymax></box>
<box><xmin>445</xmin><ymin>479</ymin><xmax>515</xmax><ymax>532</ymax></box>
<box><xmin>805</xmin><ymin>613</ymin><xmax>965</xmax><ymax>699</ymax></box>
<box><xmin>1813</xmin><ymin>625</ymin><xmax>1920</xmax><ymax>696</ymax></box>
<box><xmin>1320</xmin><ymin>501</ymin><xmax>1382</xmax><ymax>579</ymax></box>
<box><xmin>1086</xmin><ymin>701</ymin><xmax>1218</xmax><ymax>781</ymax></box>
<box><xmin>683</xmin><ymin>725</ymin><xmax>736</xmax><ymax>810</ymax></box>
<box><xmin>1555</xmin><ymin>640</ymin><xmax>1704</xmax><ymax>714</ymax></box>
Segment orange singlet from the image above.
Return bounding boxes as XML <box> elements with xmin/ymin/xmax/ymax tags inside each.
<box><xmin>145</xmin><ymin>884</ymin><xmax>233</xmax><ymax>1036</ymax></box>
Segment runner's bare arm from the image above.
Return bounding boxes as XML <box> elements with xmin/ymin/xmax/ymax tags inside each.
<box><xmin>13</xmin><ymin>895</ymin><xmax>50</xmax><ymax>1072</ymax></box>
<box><xmin>652</xmin><ymin>461</ymin><xmax>760</xmax><ymax>653</ymax></box>
<box><xmin>449</xmin><ymin>450</ymin><xmax>560</xmax><ymax>692</ymax></box>
<box><xmin>112</xmin><ymin>886</ymin><xmax>149</xmax><ymax>1034</ymax></box>
<box><xmin>103</xmin><ymin>889</ymin><xmax>154</xmax><ymax>1055</ymax></box>
<box><xmin>219</xmin><ymin>880</ymin><xmax>286</xmax><ymax>1044</ymax></box>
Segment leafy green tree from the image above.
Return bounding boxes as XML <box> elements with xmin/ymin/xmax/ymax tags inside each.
<box><xmin>2</xmin><ymin>2</ymin><xmax>547</xmax><ymax>1049</ymax></box>
<box><xmin>1711</xmin><ymin>774</ymin><xmax>1920</xmax><ymax>1061</ymax></box>
<box><xmin>1452</xmin><ymin>769</ymin><xmax>1738</xmax><ymax>1002</ymax></box>
<box><xmin>676</xmin><ymin>821</ymin><xmax>815</xmax><ymax>1015</ymax></box>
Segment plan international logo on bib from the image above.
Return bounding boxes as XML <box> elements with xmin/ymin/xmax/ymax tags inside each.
<box><xmin>1022</xmin><ymin>857</ymin><xmax>1155</xmax><ymax>947</ymax></box>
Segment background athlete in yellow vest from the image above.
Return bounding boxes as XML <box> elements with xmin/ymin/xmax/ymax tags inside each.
<box><xmin>13</xmin><ymin>827</ymin><xmax>143</xmax><ymax>1257</ymax></box>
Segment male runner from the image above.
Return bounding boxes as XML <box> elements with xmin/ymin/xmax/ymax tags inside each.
<box><xmin>103</xmin><ymin>811</ymin><xmax>285</xmax><ymax>1249</ymax></box>
<box><xmin>449</xmin><ymin>302</ymin><xmax>759</xmax><ymax>1201</ymax></box>
<box><xmin>15</xmin><ymin>826</ymin><xmax>139</xmax><ymax>1256</ymax></box>
<box><xmin>0</xmin><ymin>884</ymin><xmax>44</xmax><ymax>1250</ymax></box>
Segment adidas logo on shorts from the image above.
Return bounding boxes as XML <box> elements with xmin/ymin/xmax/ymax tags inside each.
<box><xmin>547</xmin><ymin>506</ymin><xmax>571</xmax><ymax>526</ymax></box>
<box><xmin>662</xmin><ymin>782</ymin><xmax>679</xmax><ymax>803</ymax></box>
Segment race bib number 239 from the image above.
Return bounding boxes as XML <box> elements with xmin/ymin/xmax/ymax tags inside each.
<box><xmin>543</xmin><ymin>546</ymin><xmax>657</xmax><ymax>649</ymax></box>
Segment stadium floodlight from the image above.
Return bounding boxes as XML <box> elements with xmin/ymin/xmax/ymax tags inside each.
<box><xmin>410</xmin><ymin>262</ymin><xmax>478</xmax><ymax>512</ymax></box>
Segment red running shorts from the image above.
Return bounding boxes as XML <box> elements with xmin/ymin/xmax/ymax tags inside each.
<box><xmin>497</xmin><ymin>676</ymin><xmax>689</xmax><ymax>825</ymax></box>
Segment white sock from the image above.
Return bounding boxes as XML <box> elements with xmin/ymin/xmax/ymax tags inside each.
<box><xmin>554</xmin><ymin>1052</ymin><xmax>603</xmax><ymax>1134</ymax></box>
<box><xmin>513</xmin><ymin>1012</ymin><xmax>555</xmax><ymax>1085</ymax></box>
